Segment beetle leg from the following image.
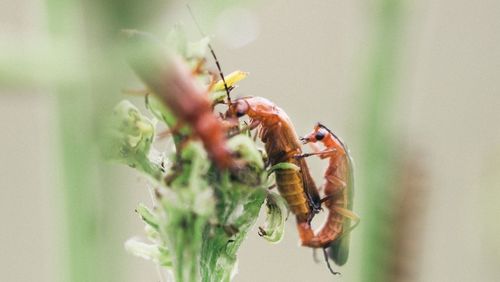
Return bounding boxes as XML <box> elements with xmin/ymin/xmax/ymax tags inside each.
<box><xmin>294</xmin><ymin>152</ymin><xmax>314</xmax><ymax>159</ymax></box>
<box><xmin>192</xmin><ymin>58</ymin><xmax>206</xmax><ymax>76</ymax></box>
<box><xmin>320</xmin><ymin>194</ymin><xmax>335</xmax><ymax>204</ymax></box>
<box><xmin>325</xmin><ymin>175</ymin><xmax>347</xmax><ymax>189</ymax></box>
<box><xmin>257</xmin><ymin>226</ymin><xmax>267</xmax><ymax>237</ymax></box>
<box><xmin>248</xmin><ymin>119</ymin><xmax>260</xmax><ymax>130</ymax></box>
<box><xmin>228</xmin><ymin>120</ymin><xmax>260</xmax><ymax>138</ymax></box>
<box><xmin>334</xmin><ymin>207</ymin><xmax>360</xmax><ymax>223</ymax></box>
<box><xmin>304</xmin><ymin>143</ymin><xmax>338</xmax><ymax>159</ymax></box>
<box><xmin>319</xmin><ymin>182</ymin><xmax>346</xmax><ymax>204</ymax></box>
<box><xmin>222</xmin><ymin>224</ymin><xmax>239</xmax><ymax>237</ymax></box>
<box><xmin>329</xmin><ymin>207</ymin><xmax>360</xmax><ymax>243</ymax></box>
<box><xmin>267</xmin><ymin>184</ymin><xmax>277</xmax><ymax>190</ymax></box>
<box><xmin>283</xmin><ymin>148</ymin><xmax>302</xmax><ymax>160</ymax></box>
<box><xmin>253</xmin><ymin>129</ymin><xmax>259</xmax><ymax>141</ymax></box>
<box><xmin>295</xmin><ymin>148</ymin><xmax>337</xmax><ymax>159</ymax></box>
<box><xmin>323</xmin><ymin>248</ymin><xmax>341</xmax><ymax>275</ymax></box>
<box><xmin>241</xmin><ymin>120</ymin><xmax>259</xmax><ymax>134</ymax></box>
<box><xmin>270</xmin><ymin>148</ymin><xmax>300</xmax><ymax>164</ymax></box>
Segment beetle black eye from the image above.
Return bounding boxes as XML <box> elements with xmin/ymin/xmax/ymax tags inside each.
<box><xmin>233</xmin><ymin>100</ymin><xmax>248</xmax><ymax>118</ymax></box>
<box><xmin>315</xmin><ymin>131</ymin><xmax>325</xmax><ymax>141</ymax></box>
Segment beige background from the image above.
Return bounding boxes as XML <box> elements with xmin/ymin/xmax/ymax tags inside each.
<box><xmin>1</xmin><ymin>0</ymin><xmax>500</xmax><ymax>281</ymax></box>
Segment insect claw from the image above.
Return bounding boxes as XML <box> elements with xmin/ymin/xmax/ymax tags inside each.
<box><xmin>257</xmin><ymin>227</ymin><xmax>267</xmax><ymax>237</ymax></box>
<box><xmin>294</xmin><ymin>153</ymin><xmax>311</xmax><ymax>159</ymax></box>
<box><xmin>323</xmin><ymin>248</ymin><xmax>341</xmax><ymax>275</ymax></box>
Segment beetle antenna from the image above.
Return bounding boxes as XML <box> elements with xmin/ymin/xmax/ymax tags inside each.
<box><xmin>187</xmin><ymin>5</ymin><xmax>232</xmax><ymax>105</ymax></box>
<box><xmin>323</xmin><ymin>248</ymin><xmax>341</xmax><ymax>275</ymax></box>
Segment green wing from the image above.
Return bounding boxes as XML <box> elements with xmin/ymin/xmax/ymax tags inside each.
<box><xmin>328</xmin><ymin>229</ymin><xmax>351</xmax><ymax>266</ymax></box>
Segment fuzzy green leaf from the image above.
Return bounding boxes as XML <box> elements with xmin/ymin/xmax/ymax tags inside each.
<box><xmin>136</xmin><ymin>203</ymin><xmax>160</xmax><ymax>231</ymax></box>
<box><xmin>104</xmin><ymin>100</ymin><xmax>162</xmax><ymax>181</ymax></box>
<box><xmin>258</xmin><ymin>192</ymin><xmax>288</xmax><ymax>243</ymax></box>
<box><xmin>125</xmin><ymin>238</ymin><xmax>172</xmax><ymax>267</ymax></box>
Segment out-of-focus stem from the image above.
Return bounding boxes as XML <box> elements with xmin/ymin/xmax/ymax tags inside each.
<box><xmin>56</xmin><ymin>88</ymin><xmax>104</xmax><ymax>282</ymax></box>
<box><xmin>45</xmin><ymin>0</ymin><xmax>165</xmax><ymax>281</ymax></box>
<box><xmin>45</xmin><ymin>1</ymin><xmax>106</xmax><ymax>280</ymax></box>
<box><xmin>357</xmin><ymin>0</ymin><xmax>406</xmax><ymax>281</ymax></box>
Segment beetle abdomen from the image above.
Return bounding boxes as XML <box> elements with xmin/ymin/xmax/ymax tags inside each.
<box><xmin>275</xmin><ymin>169</ymin><xmax>310</xmax><ymax>220</ymax></box>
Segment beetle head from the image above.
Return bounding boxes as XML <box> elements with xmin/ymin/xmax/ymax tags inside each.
<box><xmin>301</xmin><ymin>122</ymin><xmax>328</xmax><ymax>144</ymax></box>
<box><xmin>227</xmin><ymin>98</ymin><xmax>250</xmax><ymax>119</ymax></box>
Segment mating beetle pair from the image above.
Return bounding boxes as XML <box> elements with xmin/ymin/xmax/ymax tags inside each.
<box><xmin>127</xmin><ymin>28</ymin><xmax>359</xmax><ymax>275</ymax></box>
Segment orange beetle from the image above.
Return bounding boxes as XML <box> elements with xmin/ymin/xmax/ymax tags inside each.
<box><xmin>228</xmin><ymin>97</ymin><xmax>321</xmax><ymax>223</ymax></box>
<box><xmin>298</xmin><ymin>123</ymin><xmax>359</xmax><ymax>273</ymax></box>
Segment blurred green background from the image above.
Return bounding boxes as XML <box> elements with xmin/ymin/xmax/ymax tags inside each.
<box><xmin>1</xmin><ymin>0</ymin><xmax>499</xmax><ymax>281</ymax></box>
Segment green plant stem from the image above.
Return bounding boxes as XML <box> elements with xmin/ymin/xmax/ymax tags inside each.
<box><xmin>358</xmin><ymin>0</ymin><xmax>406</xmax><ymax>282</ymax></box>
<box><xmin>200</xmin><ymin>187</ymin><xmax>266</xmax><ymax>282</ymax></box>
<box><xmin>45</xmin><ymin>0</ymin><xmax>155</xmax><ymax>280</ymax></box>
<box><xmin>56</xmin><ymin>88</ymin><xmax>104</xmax><ymax>282</ymax></box>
